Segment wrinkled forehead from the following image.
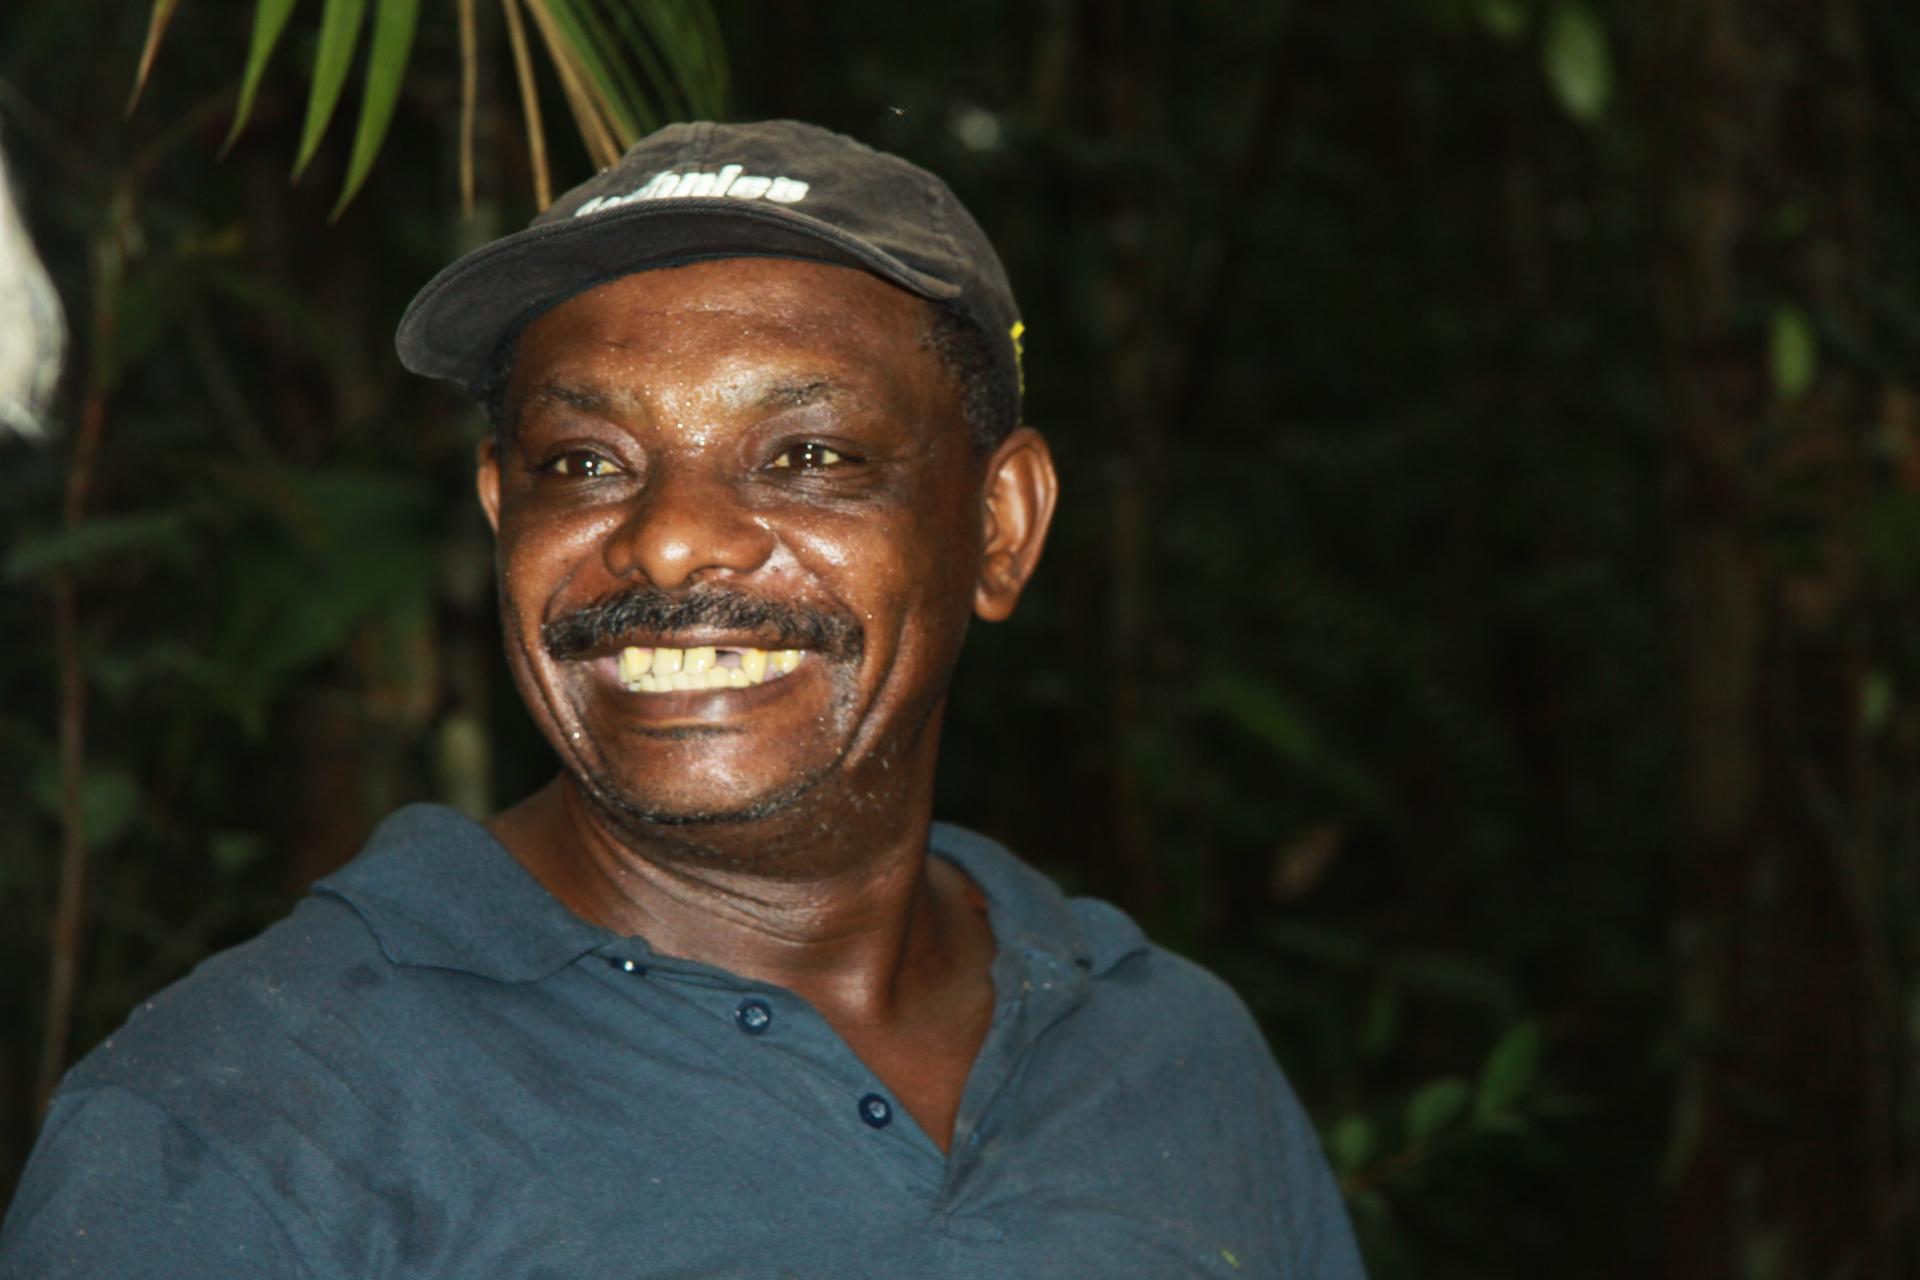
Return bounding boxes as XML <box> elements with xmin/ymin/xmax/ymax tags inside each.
<box><xmin>497</xmin><ymin>258</ymin><xmax>956</xmax><ymax>430</ymax></box>
<box><xmin>523</xmin><ymin>256</ymin><xmax>936</xmax><ymax>356</ymax></box>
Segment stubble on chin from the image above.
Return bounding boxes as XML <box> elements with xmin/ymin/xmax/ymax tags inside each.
<box><xmin>581</xmin><ymin>754</ymin><xmax>838</xmax><ymax>831</ymax></box>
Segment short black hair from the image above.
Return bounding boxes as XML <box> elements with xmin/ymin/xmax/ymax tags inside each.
<box><xmin>478</xmin><ymin>338</ymin><xmax>517</xmax><ymax>445</ymax></box>
<box><xmin>920</xmin><ymin>301</ymin><xmax>1020</xmax><ymax>454</ymax></box>
<box><xmin>479</xmin><ymin>297</ymin><xmax>1019</xmax><ymax>454</ymax></box>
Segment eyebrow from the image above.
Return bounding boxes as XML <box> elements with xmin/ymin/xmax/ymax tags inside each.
<box><xmin>751</xmin><ymin>377</ymin><xmax>835</xmax><ymax>412</ymax></box>
<box><xmin>510</xmin><ymin>373</ymin><xmax>842</xmax><ymax>433</ymax></box>
<box><xmin>520</xmin><ymin>379</ymin><xmax>621</xmax><ymax>418</ymax></box>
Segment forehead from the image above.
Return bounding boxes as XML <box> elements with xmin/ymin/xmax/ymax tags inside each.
<box><xmin>509</xmin><ymin>257</ymin><xmax>940</xmax><ymax>398</ymax></box>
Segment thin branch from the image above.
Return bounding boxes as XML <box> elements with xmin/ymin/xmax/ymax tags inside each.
<box><xmin>459</xmin><ymin>0</ymin><xmax>477</xmax><ymax>217</ymax></box>
<box><xmin>35</xmin><ymin>220</ymin><xmax>118</xmax><ymax>1110</ymax></box>
<box><xmin>525</xmin><ymin>0</ymin><xmax>621</xmax><ymax>171</ymax></box>
<box><xmin>499</xmin><ymin>0</ymin><xmax>551</xmax><ymax>207</ymax></box>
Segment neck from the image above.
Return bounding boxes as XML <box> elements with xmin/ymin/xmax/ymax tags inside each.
<box><xmin>489</xmin><ymin>768</ymin><xmax>963</xmax><ymax>1022</ymax></box>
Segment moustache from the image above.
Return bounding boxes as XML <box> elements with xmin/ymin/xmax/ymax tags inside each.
<box><xmin>541</xmin><ymin>584</ymin><xmax>865</xmax><ymax>662</ymax></box>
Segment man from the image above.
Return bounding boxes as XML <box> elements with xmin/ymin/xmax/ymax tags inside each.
<box><xmin>2</xmin><ymin>120</ymin><xmax>1365</xmax><ymax>1278</ymax></box>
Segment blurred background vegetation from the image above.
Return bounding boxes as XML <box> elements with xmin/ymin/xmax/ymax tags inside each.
<box><xmin>3</xmin><ymin>1</ymin><xmax>1917</xmax><ymax>1276</ymax></box>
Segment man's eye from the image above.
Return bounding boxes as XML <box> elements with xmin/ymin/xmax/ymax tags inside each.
<box><xmin>540</xmin><ymin>450</ymin><xmax>622</xmax><ymax>478</ymax></box>
<box><xmin>770</xmin><ymin>442</ymin><xmax>862</xmax><ymax>470</ymax></box>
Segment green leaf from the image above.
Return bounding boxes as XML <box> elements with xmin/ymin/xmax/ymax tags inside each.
<box><xmin>1476</xmin><ymin>0</ymin><xmax>1528</xmax><ymax>42</ymax></box>
<box><xmin>0</xmin><ymin>715</ymin><xmax>52</xmax><ymax>765</ymax></box>
<box><xmin>1360</xmin><ymin>980</ymin><xmax>1401</xmax><ymax>1059</ymax></box>
<box><xmin>94</xmin><ymin>248</ymin><xmax>227</xmax><ymax>392</ymax></box>
<box><xmin>5</xmin><ymin>509</ymin><xmax>200</xmax><ymax>580</ymax></box>
<box><xmin>330</xmin><ymin>0</ymin><xmax>421</xmax><ymax>217</ymax></box>
<box><xmin>89</xmin><ymin>643</ymin><xmax>233</xmax><ymax>705</ymax></box>
<box><xmin>1261</xmin><ymin>920</ymin><xmax>1371</xmax><ymax>970</ymax></box>
<box><xmin>293</xmin><ymin>0</ymin><xmax>370</xmax><ymax>179</ymax></box>
<box><xmin>211</xmin><ymin>831</ymin><xmax>267</xmax><ymax>874</ymax></box>
<box><xmin>605</xmin><ymin>0</ymin><xmax>685</xmax><ymax>128</ymax></box>
<box><xmin>1768</xmin><ymin>304</ymin><xmax>1818</xmax><ymax>401</ymax></box>
<box><xmin>1860</xmin><ymin>670</ymin><xmax>1895</xmax><ymax>735</ymax></box>
<box><xmin>1405</xmin><ymin>1076</ymin><xmax>1470</xmax><ymax>1144</ymax></box>
<box><xmin>226</xmin><ymin>0</ymin><xmax>303</xmax><ymax>150</ymax></box>
<box><xmin>1194</xmin><ymin>672</ymin><xmax>1387</xmax><ymax>813</ymax></box>
<box><xmin>435</xmin><ymin>711</ymin><xmax>493</xmax><ymax>819</ymax></box>
<box><xmin>1542</xmin><ymin>2</ymin><xmax>1611</xmax><ymax>124</ymax></box>
<box><xmin>1474</xmin><ymin>1020</ymin><xmax>1543</xmax><ymax>1122</ymax></box>
<box><xmin>1345</xmin><ymin>1188</ymin><xmax>1389</xmax><ymax>1225</ymax></box>
<box><xmin>1199</xmin><ymin>671</ymin><xmax>1319</xmax><ymax>760</ymax></box>
<box><xmin>604</xmin><ymin>0</ymin><xmax>699</xmax><ymax>127</ymax></box>
<box><xmin>548</xmin><ymin>0</ymin><xmax>647</xmax><ymax>139</ymax></box>
<box><xmin>680</xmin><ymin>1</ymin><xmax>730</xmax><ymax>115</ymax></box>
<box><xmin>31</xmin><ymin>763</ymin><xmax>143</xmax><ymax>852</ymax></box>
<box><xmin>208</xmin><ymin>467</ymin><xmax>439</xmax><ymax>714</ymax></box>
<box><xmin>1328</xmin><ymin>1113</ymin><xmax>1376</xmax><ymax>1176</ymax></box>
<box><xmin>1389</xmin><ymin>949</ymin><xmax>1516</xmax><ymax>1010</ymax></box>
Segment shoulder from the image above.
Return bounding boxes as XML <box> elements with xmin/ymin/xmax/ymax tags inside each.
<box><xmin>1102</xmin><ymin>933</ymin><xmax>1275</xmax><ymax>1047</ymax></box>
<box><xmin>930</xmin><ymin>823</ymin><xmax>1366</xmax><ymax>1275</ymax></box>
<box><xmin>5</xmin><ymin>901</ymin><xmax>384</xmax><ymax>1280</ymax></box>
<box><xmin>929</xmin><ymin>820</ymin><xmax>1273</xmax><ymax>1056</ymax></box>
<box><xmin>63</xmin><ymin>891</ymin><xmax>391</xmax><ymax>1104</ymax></box>
<box><xmin>55</xmin><ymin>804</ymin><xmax>545</xmax><ymax>1143</ymax></box>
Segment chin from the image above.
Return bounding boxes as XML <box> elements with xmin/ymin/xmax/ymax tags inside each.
<box><xmin>578</xmin><ymin>756</ymin><xmax>837</xmax><ymax>831</ymax></box>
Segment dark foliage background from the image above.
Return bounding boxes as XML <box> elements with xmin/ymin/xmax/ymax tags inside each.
<box><xmin>4</xmin><ymin>2</ymin><xmax>1917</xmax><ymax>1276</ymax></box>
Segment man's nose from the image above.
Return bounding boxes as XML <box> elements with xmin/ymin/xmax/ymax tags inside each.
<box><xmin>602</xmin><ymin>462</ymin><xmax>776</xmax><ymax>590</ymax></box>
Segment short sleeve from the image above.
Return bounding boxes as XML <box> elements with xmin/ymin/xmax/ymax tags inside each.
<box><xmin>0</xmin><ymin>1085</ymin><xmax>308</xmax><ymax>1280</ymax></box>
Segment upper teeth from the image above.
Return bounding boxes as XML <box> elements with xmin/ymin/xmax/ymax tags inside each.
<box><xmin>617</xmin><ymin>645</ymin><xmax>805</xmax><ymax>692</ymax></box>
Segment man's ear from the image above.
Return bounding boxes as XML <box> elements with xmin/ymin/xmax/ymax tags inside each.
<box><xmin>476</xmin><ymin>438</ymin><xmax>503</xmax><ymax>534</ymax></box>
<box><xmin>974</xmin><ymin>427</ymin><xmax>1059</xmax><ymax>622</ymax></box>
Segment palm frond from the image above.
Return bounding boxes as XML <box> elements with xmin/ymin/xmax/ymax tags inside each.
<box><xmin>129</xmin><ymin>0</ymin><xmax>731</xmax><ymax>214</ymax></box>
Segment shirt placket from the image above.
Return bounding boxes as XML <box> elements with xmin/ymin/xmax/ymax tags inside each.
<box><xmin>938</xmin><ymin>940</ymin><xmax>1090</xmax><ymax>1208</ymax></box>
<box><xmin>589</xmin><ymin>940</ymin><xmax>951</xmax><ymax>1199</ymax></box>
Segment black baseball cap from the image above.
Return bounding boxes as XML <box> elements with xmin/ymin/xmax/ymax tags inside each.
<box><xmin>395</xmin><ymin>119</ymin><xmax>1024</xmax><ymax>400</ymax></box>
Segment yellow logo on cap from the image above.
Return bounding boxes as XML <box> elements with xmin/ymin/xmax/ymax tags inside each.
<box><xmin>1009</xmin><ymin>320</ymin><xmax>1026</xmax><ymax>394</ymax></box>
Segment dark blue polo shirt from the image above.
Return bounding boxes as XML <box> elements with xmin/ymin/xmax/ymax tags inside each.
<box><xmin>1</xmin><ymin>806</ymin><xmax>1364</xmax><ymax>1278</ymax></box>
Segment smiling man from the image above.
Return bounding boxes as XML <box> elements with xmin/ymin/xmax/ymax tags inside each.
<box><xmin>2</xmin><ymin>121</ymin><xmax>1365</xmax><ymax>1279</ymax></box>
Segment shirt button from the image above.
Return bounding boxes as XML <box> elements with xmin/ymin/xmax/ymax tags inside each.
<box><xmin>609</xmin><ymin>956</ymin><xmax>645</xmax><ymax>975</ymax></box>
<box><xmin>734</xmin><ymin>997</ymin><xmax>773</xmax><ymax>1035</ymax></box>
<box><xmin>858</xmin><ymin>1094</ymin><xmax>893</xmax><ymax>1129</ymax></box>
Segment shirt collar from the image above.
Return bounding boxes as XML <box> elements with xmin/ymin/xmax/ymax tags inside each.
<box><xmin>315</xmin><ymin>804</ymin><xmax>610</xmax><ymax>982</ymax></box>
<box><xmin>927</xmin><ymin>821</ymin><xmax>1147</xmax><ymax>978</ymax></box>
<box><xmin>315</xmin><ymin>804</ymin><xmax>1149</xmax><ymax>984</ymax></box>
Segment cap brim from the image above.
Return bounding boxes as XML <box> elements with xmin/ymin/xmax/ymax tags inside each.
<box><xmin>395</xmin><ymin>198</ymin><xmax>962</xmax><ymax>394</ymax></box>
